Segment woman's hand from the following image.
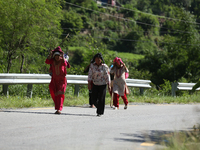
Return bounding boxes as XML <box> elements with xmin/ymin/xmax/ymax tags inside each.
<box><xmin>61</xmin><ymin>51</ymin><xmax>64</xmax><ymax>57</ymax></box>
<box><xmin>48</xmin><ymin>50</ymin><xmax>53</xmax><ymax>59</ymax></box>
<box><xmin>122</xmin><ymin>62</ymin><xmax>127</xmax><ymax>69</ymax></box>
<box><xmin>108</xmin><ymin>84</ymin><xmax>111</xmax><ymax>92</ymax></box>
<box><xmin>61</xmin><ymin>52</ymin><xmax>65</xmax><ymax>62</ymax></box>
<box><xmin>88</xmin><ymin>81</ymin><xmax>92</xmax><ymax>90</ymax></box>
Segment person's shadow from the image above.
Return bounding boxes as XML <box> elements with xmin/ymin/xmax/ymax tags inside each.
<box><xmin>1</xmin><ymin>110</ymin><xmax>94</xmax><ymax>117</ymax></box>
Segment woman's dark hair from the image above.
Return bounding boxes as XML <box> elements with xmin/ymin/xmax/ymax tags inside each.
<box><xmin>91</xmin><ymin>53</ymin><xmax>105</xmax><ymax>63</ymax></box>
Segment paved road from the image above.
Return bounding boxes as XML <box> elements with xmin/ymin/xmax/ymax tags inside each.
<box><xmin>0</xmin><ymin>104</ymin><xmax>200</xmax><ymax>150</ymax></box>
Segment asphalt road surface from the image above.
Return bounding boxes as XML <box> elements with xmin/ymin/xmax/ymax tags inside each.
<box><xmin>0</xmin><ymin>104</ymin><xmax>200</xmax><ymax>150</ymax></box>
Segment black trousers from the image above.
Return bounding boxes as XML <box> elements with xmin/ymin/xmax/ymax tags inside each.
<box><xmin>89</xmin><ymin>90</ymin><xmax>93</xmax><ymax>106</ymax></box>
<box><xmin>92</xmin><ymin>84</ymin><xmax>107</xmax><ymax>115</ymax></box>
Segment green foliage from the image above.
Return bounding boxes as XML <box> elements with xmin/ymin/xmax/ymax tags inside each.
<box><xmin>121</xmin><ymin>4</ymin><xmax>138</xmax><ymax>19</ymax></box>
<box><xmin>61</xmin><ymin>10</ymin><xmax>84</xmax><ymax>35</ymax></box>
<box><xmin>160</xmin><ymin>80</ymin><xmax>172</xmax><ymax>96</ymax></box>
<box><xmin>1</xmin><ymin>0</ymin><xmax>200</xmax><ymax>100</ymax></box>
<box><xmin>163</xmin><ymin>125</ymin><xmax>200</xmax><ymax>150</ymax></box>
<box><xmin>103</xmin><ymin>31</ymin><xmax>119</xmax><ymax>48</ymax></box>
<box><xmin>96</xmin><ymin>22</ymin><xmax>106</xmax><ymax>29</ymax></box>
<box><xmin>0</xmin><ymin>47</ymin><xmax>6</xmax><ymax>73</ymax></box>
<box><xmin>104</xmin><ymin>20</ymin><xmax>117</xmax><ymax>30</ymax></box>
<box><xmin>136</xmin><ymin>0</ymin><xmax>152</xmax><ymax>12</ymax></box>
<box><xmin>135</xmin><ymin>36</ymin><xmax>158</xmax><ymax>54</ymax></box>
<box><xmin>192</xmin><ymin>79</ymin><xmax>200</xmax><ymax>93</ymax></box>
<box><xmin>137</xmin><ymin>7</ymin><xmax>200</xmax><ymax>86</ymax></box>
<box><xmin>114</xmin><ymin>25</ymin><xmax>145</xmax><ymax>53</ymax></box>
<box><xmin>81</xmin><ymin>15</ymin><xmax>94</xmax><ymax>29</ymax></box>
<box><xmin>0</xmin><ymin>0</ymin><xmax>63</xmax><ymax>73</ymax></box>
<box><xmin>138</xmin><ymin>13</ymin><xmax>160</xmax><ymax>36</ymax></box>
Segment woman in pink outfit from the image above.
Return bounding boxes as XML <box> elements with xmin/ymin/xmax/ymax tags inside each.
<box><xmin>110</xmin><ymin>57</ymin><xmax>129</xmax><ymax>110</ymax></box>
<box><xmin>45</xmin><ymin>46</ymin><xmax>70</xmax><ymax>114</ymax></box>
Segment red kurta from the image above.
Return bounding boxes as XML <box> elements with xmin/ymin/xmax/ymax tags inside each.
<box><xmin>45</xmin><ymin>58</ymin><xmax>70</xmax><ymax>111</ymax></box>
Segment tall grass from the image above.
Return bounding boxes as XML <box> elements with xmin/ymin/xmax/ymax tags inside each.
<box><xmin>0</xmin><ymin>96</ymin><xmax>54</xmax><ymax>108</ymax></box>
<box><xmin>162</xmin><ymin>125</ymin><xmax>200</xmax><ymax>150</ymax></box>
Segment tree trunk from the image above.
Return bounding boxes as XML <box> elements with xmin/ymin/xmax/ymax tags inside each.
<box><xmin>7</xmin><ymin>53</ymin><xmax>12</xmax><ymax>73</ymax></box>
<box><xmin>20</xmin><ymin>54</ymin><xmax>25</xmax><ymax>73</ymax></box>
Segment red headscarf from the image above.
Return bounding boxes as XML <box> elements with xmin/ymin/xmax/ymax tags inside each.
<box><xmin>53</xmin><ymin>46</ymin><xmax>63</xmax><ymax>53</ymax></box>
<box><xmin>113</xmin><ymin>57</ymin><xmax>129</xmax><ymax>79</ymax></box>
<box><xmin>113</xmin><ymin>57</ymin><xmax>123</xmax><ymax>65</ymax></box>
<box><xmin>52</xmin><ymin>46</ymin><xmax>63</xmax><ymax>58</ymax></box>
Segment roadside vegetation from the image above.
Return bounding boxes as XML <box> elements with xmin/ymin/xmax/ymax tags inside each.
<box><xmin>161</xmin><ymin>125</ymin><xmax>200</xmax><ymax>150</ymax></box>
<box><xmin>1</xmin><ymin>82</ymin><xmax>200</xmax><ymax>109</ymax></box>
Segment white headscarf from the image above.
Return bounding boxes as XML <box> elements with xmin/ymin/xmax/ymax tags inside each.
<box><xmin>53</xmin><ymin>52</ymin><xmax>60</xmax><ymax>58</ymax></box>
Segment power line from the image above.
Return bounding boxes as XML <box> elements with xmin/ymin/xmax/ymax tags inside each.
<box><xmin>1</xmin><ymin>29</ymin><xmax>198</xmax><ymax>45</ymax></box>
<box><xmin>62</xmin><ymin>27</ymin><xmax>198</xmax><ymax>34</ymax></box>
<box><xmin>64</xmin><ymin>2</ymin><xmax>199</xmax><ymax>34</ymax></box>
<box><xmin>99</xmin><ymin>1</ymin><xmax>200</xmax><ymax>25</ymax></box>
<box><xmin>61</xmin><ymin>33</ymin><xmax>200</xmax><ymax>46</ymax></box>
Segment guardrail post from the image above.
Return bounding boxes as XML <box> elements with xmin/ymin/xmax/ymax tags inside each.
<box><xmin>3</xmin><ymin>85</ymin><xmax>9</xmax><ymax>97</ymax></box>
<box><xmin>27</xmin><ymin>84</ymin><xmax>33</xmax><ymax>98</ymax></box>
<box><xmin>74</xmin><ymin>85</ymin><xmax>79</xmax><ymax>97</ymax></box>
<box><xmin>171</xmin><ymin>82</ymin><xmax>178</xmax><ymax>97</ymax></box>
<box><xmin>140</xmin><ymin>88</ymin><xmax>144</xmax><ymax>95</ymax></box>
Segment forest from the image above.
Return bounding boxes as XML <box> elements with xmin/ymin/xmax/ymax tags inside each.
<box><xmin>1</xmin><ymin>0</ymin><xmax>200</xmax><ymax>88</ymax></box>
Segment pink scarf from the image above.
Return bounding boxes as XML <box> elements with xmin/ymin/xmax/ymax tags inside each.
<box><xmin>113</xmin><ymin>57</ymin><xmax>129</xmax><ymax>79</ymax></box>
<box><xmin>113</xmin><ymin>57</ymin><xmax>123</xmax><ymax>65</ymax></box>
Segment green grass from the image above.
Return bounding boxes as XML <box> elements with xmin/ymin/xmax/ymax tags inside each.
<box><xmin>107</xmin><ymin>50</ymin><xmax>144</xmax><ymax>60</ymax></box>
<box><xmin>161</xmin><ymin>125</ymin><xmax>200</xmax><ymax>150</ymax></box>
<box><xmin>68</xmin><ymin>46</ymin><xmax>86</xmax><ymax>51</ymax></box>
<box><xmin>0</xmin><ymin>96</ymin><xmax>54</xmax><ymax>109</ymax></box>
<box><xmin>1</xmin><ymin>92</ymin><xmax>200</xmax><ymax>109</ymax></box>
<box><xmin>128</xmin><ymin>95</ymin><xmax>200</xmax><ymax>104</ymax></box>
<box><xmin>68</xmin><ymin>46</ymin><xmax>144</xmax><ymax>61</ymax></box>
<box><xmin>1</xmin><ymin>83</ymin><xmax>200</xmax><ymax>109</ymax></box>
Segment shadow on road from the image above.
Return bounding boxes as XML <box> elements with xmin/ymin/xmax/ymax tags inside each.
<box><xmin>1</xmin><ymin>110</ymin><xmax>94</xmax><ymax>117</ymax></box>
<box><xmin>114</xmin><ymin>130</ymin><xmax>179</xmax><ymax>146</ymax></box>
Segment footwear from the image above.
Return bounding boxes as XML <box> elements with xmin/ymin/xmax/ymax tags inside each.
<box><xmin>124</xmin><ymin>105</ymin><xmax>127</xmax><ymax>109</ymax></box>
<box><xmin>90</xmin><ymin>105</ymin><xmax>95</xmax><ymax>108</ymax></box>
<box><xmin>55</xmin><ymin>110</ymin><xmax>61</xmax><ymax>114</ymax></box>
<box><xmin>97</xmin><ymin>114</ymin><xmax>101</xmax><ymax>117</ymax></box>
<box><xmin>113</xmin><ymin>106</ymin><xmax>119</xmax><ymax>110</ymax></box>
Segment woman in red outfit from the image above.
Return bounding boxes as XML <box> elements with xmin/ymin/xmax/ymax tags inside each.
<box><xmin>45</xmin><ymin>46</ymin><xmax>70</xmax><ymax>114</ymax></box>
<box><xmin>110</xmin><ymin>57</ymin><xmax>129</xmax><ymax>110</ymax></box>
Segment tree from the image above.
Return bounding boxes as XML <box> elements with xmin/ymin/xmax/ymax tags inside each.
<box><xmin>137</xmin><ymin>8</ymin><xmax>200</xmax><ymax>86</ymax></box>
<box><xmin>137</xmin><ymin>13</ymin><xmax>160</xmax><ymax>36</ymax></box>
<box><xmin>113</xmin><ymin>25</ymin><xmax>144</xmax><ymax>53</ymax></box>
<box><xmin>175</xmin><ymin>9</ymin><xmax>200</xmax><ymax>82</ymax></box>
<box><xmin>136</xmin><ymin>0</ymin><xmax>151</xmax><ymax>12</ymax></box>
<box><xmin>121</xmin><ymin>4</ymin><xmax>138</xmax><ymax>19</ymax></box>
<box><xmin>190</xmin><ymin>0</ymin><xmax>200</xmax><ymax>23</ymax></box>
<box><xmin>0</xmin><ymin>0</ymin><xmax>63</xmax><ymax>73</ymax></box>
<box><xmin>61</xmin><ymin>10</ymin><xmax>84</xmax><ymax>36</ymax></box>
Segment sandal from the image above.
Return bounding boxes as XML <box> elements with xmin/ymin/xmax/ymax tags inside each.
<box><xmin>55</xmin><ymin>110</ymin><xmax>61</xmax><ymax>114</ymax></box>
<box><xmin>124</xmin><ymin>105</ymin><xmax>127</xmax><ymax>109</ymax></box>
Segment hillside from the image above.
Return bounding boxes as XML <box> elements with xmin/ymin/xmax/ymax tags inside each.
<box><xmin>0</xmin><ymin>0</ymin><xmax>200</xmax><ymax>85</ymax></box>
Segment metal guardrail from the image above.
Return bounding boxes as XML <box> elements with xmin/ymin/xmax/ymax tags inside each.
<box><xmin>171</xmin><ymin>82</ymin><xmax>200</xmax><ymax>96</ymax></box>
<box><xmin>0</xmin><ymin>73</ymin><xmax>151</xmax><ymax>98</ymax></box>
<box><xmin>126</xmin><ymin>79</ymin><xmax>151</xmax><ymax>88</ymax></box>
